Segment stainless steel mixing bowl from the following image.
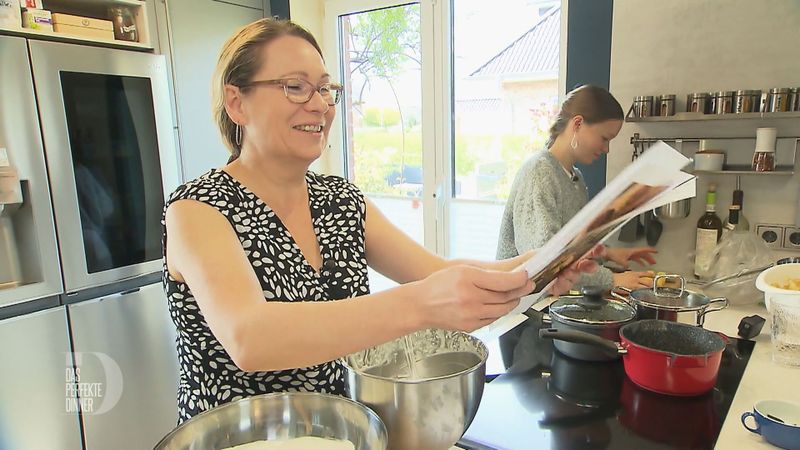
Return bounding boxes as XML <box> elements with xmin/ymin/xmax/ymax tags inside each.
<box><xmin>154</xmin><ymin>391</ymin><xmax>388</xmax><ymax>450</ymax></box>
<box><xmin>342</xmin><ymin>329</ymin><xmax>488</xmax><ymax>450</ymax></box>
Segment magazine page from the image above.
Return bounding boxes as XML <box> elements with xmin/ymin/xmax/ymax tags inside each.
<box><xmin>507</xmin><ymin>141</ymin><xmax>694</xmax><ymax>315</ymax></box>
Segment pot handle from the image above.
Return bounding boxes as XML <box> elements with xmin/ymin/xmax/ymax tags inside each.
<box><xmin>699</xmin><ymin>297</ymin><xmax>729</xmax><ymax>319</ymax></box>
<box><xmin>611</xmin><ymin>287</ymin><xmax>635</xmax><ymax>307</ymax></box>
<box><xmin>538</xmin><ymin>328</ymin><xmax>625</xmax><ymax>356</ymax></box>
<box><xmin>741</xmin><ymin>412</ymin><xmax>761</xmax><ymax>435</ymax></box>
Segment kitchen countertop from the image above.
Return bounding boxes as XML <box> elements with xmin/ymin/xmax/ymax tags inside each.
<box><xmin>702</xmin><ymin>301</ymin><xmax>799</xmax><ymax>450</ymax></box>
<box><xmin>469</xmin><ymin>296</ymin><xmax>799</xmax><ymax>450</ymax></box>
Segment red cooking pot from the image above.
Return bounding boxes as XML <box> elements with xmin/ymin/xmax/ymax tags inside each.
<box><xmin>539</xmin><ymin>320</ymin><xmax>728</xmax><ymax>396</ymax></box>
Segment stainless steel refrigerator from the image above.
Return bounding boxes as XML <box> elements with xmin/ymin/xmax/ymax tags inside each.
<box><xmin>0</xmin><ymin>35</ymin><xmax>181</xmax><ymax>449</ymax></box>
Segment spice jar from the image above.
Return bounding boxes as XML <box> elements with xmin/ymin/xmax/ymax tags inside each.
<box><xmin>713</xmin><ymin>91</ymin><xmax>734</xmax><ymax>114</ymax></box>
<box><xmin>633</xmin><ymin>96</ymin><xmax>654</xmax><ymax>118</ymax></box>
<box><xmin>752</xmin><ymin>127</ymin><xmax>777</xmax><ymax>172</ymax></box>
<box><xmin>734</xmin><ymin>90</ymin><xmax>760</xmax><ymax>113</ymax></box>
<box><xmin>656</xmin><ymin>94</ymin><xmax>676</xmax><ymax>116</ymax></box>
<box><xmin>768</xmin><ymin>88</ymin><xmax>791</xmax><ymax>112</ymax></box>
<box><xmin>686</xmin><ymin>92</ymin><xmax>709</xmax><ymax>113</ymax></box>
<box><xmin>108</xmin><ymin>7</ymin><xmax>138</xmax><ymax>42</ymax></box>
<box><xmin>789</xmin><ymin>87</ymin><xmax>799</xmax><ymax>112</ymax></box>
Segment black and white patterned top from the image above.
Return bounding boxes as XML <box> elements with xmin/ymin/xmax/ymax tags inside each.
<box><xmin>162</xmin><ymin>169</ymin><xmax>370</xmax><ymax>423</ymax></box>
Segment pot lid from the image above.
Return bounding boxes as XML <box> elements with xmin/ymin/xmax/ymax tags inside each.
<box><xmin>550</xmin><ymin>286</ymin><xmax>637</xmax><ymax>325</ymax></box>
<box><xmin>629</xmin><ymin>276</ymin><xmax>711</xmax><ymax>310</ymax></box>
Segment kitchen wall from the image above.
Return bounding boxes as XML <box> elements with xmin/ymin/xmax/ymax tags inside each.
<box><xmin>608</xmin><ymin>0</ymin><xmax>800</xmax><ymax>273</ymax></box>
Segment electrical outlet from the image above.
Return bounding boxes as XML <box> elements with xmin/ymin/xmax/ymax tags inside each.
<box><xmin>783</xmin><ymin>227</ymin><xmax>800</xmax><ymax>250</ymax></box>
<box><xmin>755</xmin><ymin>223</ymin><xmax>785</xmax><ymax>250</ymax></box>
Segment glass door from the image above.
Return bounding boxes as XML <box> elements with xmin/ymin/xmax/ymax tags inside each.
<box><xmin>325</xmin><ymin>0</ymin><xmax>563</xmax><ymax>289</ymax></box>
<box><xmin>326</xmin><ymin>0</ymin><xmax>426</xmax><ymax>292</ymax></box>
<box><xmin>447</xmin><ymin>0</ymin><xmax>561</xmax><ymax>260</ymax></box>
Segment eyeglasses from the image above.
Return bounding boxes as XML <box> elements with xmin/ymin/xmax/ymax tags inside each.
<box><xmin>238</xmin><ymin>78</ymin><xmax>343</xmax><ymax>106</ymax></box>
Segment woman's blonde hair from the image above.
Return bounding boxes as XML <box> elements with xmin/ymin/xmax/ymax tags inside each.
<box><xmin>211</xmin><ymin>18</ymin><xmax>323</xmax><ymax>162</ymax></box>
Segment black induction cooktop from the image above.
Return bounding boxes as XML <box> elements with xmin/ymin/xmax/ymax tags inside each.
<box><xmin>458</xmin><ymin>310</ymin><xmax>755</xmax><ymax>450</ymax></box>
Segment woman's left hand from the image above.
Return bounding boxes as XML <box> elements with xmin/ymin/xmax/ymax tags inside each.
<box><xmin>604</xmin><ymin>246</ymin><xmax>657</xmax><ymax>269</ymax></box>
<box><xmin>548</xmin><ymin>245</ymin><xmax>604</xmax><ymax>296</ymax></box>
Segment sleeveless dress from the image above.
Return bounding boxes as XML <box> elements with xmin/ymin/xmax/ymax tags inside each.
<box><xmin>162</xmin><ymin>169</ymin><xmax>370</xmax><ymax>423</ymax></box>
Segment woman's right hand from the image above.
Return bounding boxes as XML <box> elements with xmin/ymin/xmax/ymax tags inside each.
<box><xmin>612</xmin><ymin>270</ymin><xmax>655</xmax><ymax>290</ymax></box>
<box><xmin>412</xmin><ymin>265</ymin><xmax>534</xmax><ymax>332</ymax></box>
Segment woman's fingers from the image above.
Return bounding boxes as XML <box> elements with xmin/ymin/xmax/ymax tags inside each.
<box><xmin>471</xmin><ymin>267</ymin><xmax>530</xmax><ymax>292</ymax></box>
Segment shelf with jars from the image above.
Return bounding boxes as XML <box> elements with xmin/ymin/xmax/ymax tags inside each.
<box><xmin>625</xmin><ymin>89</ymin><xmax>800</xmax><ymax>122</ymax></box>
<box><xmin>0</xmin><ymin>0</ymin><xmax>151</xmax><ymax>51</ymax></box>
<box><xmin>626</xmin><ymin>111</ymin><xmax>800</xmax><ymax>123</ymax></box>
<box><xmin>629</xmin><ymin>133</ymin><xmax>799</xmax><ymax>176</ymax></box>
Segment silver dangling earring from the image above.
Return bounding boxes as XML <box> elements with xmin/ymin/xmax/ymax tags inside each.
<box><xmin>235</xmin><ymin>124</ymin><xmax>242</xmax><ymax>147</ymax></box>
<box><xmin>570</xmin><ymin>133</ymin><xmax>578</xmax><ymax>150</ymax></box>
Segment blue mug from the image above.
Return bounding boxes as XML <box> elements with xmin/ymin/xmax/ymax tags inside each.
<box><xmin>741</xmin><ymin>400</ymin><xmax>800</xmax><ymax>450</ymax></box>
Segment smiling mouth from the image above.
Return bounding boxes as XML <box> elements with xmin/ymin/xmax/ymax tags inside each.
<box><xmin>293</xmin><ymin>124</ymin><xmax>323</xmax><ymax>133</ymax></box>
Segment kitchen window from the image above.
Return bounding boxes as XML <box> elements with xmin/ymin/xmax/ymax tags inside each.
<box><xmin>324</xmin><ymin>0</ymin><xmax>562</xmax><ymax>291</ymax></box>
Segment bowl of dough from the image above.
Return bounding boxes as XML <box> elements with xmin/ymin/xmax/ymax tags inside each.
<box><xmin>153</xmin><ymin>391</ymin><xmax>388</xmax><ymax>450</ymax></box>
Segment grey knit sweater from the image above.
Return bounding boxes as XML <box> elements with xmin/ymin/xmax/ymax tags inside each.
<box><xmin>496</xmin><ymin>150</ymin><xmax>614</xmax><ymax>289</ymax></box>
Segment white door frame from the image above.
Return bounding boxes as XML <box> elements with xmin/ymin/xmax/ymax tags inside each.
<box><xmin>322</xmin><ymin>0</ymin><xmax>444</xmax><ymax>253</ymax></box>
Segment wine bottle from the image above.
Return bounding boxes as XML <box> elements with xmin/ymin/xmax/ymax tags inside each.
<box><xmin>695</xmin><ymin>184</ymin><xmax>722</xmax><ymax>278</ymax></box>
<box><xmin>724</xmin><ymin>177</ymin><xmax>750</xmax><ymax>231</ymax></box>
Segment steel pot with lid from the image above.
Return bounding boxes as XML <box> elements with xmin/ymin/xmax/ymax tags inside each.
<box><xmin>611</xmin><ymin>274</ymin><xmax>728</xmax><ymax>327</ymax></box>
<box><xmin>547</xmin><ymin>286</ymin><xmax>637</xmax><ymax>361</ymax></box>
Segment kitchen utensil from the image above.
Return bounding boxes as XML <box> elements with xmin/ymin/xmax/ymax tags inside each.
<box><xmin>632</xmin><ymin>96</ymin><xmax>654</xmax><ymax>118</ymax></box>
<box><xmin>343</xmin><ymin>329</ymin><xmax>486</xmax><ymax>450</ymax></box>
<box><xmin>694</xmin><ymin>150</ymin><xmax>725</xmax><ymax>171</ymax></box>
<box><xmin>688</xmin><ymin>262</ymin><xmax>774</xmax><ymax>289</ymax></box>
<box><xmin>546</xmin><ymin>286</ymin><xmax>637</xmax><ymax>361</ymax></box>
<box><xmin>686</xmin><ymin>92</ymin><xmax>710</xmax><ymax>113</ymax></box>
<box><xmin>618</xmin><ymin>214</ymin><xmax>644</xmax><ymax>242</ymax></box>
<box><xmin>742</xmin><ymin>400</ymin><xmax>800</xmax><ymax>450</ymax></box>
<box><xmin>656</xmin><ymin>94</ymin><xmax>676</xmax><ymax>116</ymax></box>
<box><xmin>753</xmin><ymin>127</ymin><xmax>777</xmax><ymax>172</ymax></box>
<box><xmin>644</xmin><ymin>210</ymin><xmax>663</xmax><ymax>246</ymax></box>
<box><xmin>539</xmin><ymin>320</ymin><xmax>727</xmax><ymax>396</ymax></box>
<box><xmin>153</xmin><ymin>392</ymin><xmax>388</xmax><ymax>450</ymax></box>
<box><xmin>611</xmin><ymin>274</ymin><xmax>729</xmax><ymax>326</ymax></box>
<box><xmin>734</xmin><ymin>90</ymin><xmax>761</xmax><ymax>113</ymax></box>
<box><xmin>755</xmin><ymin>263</ymin><xmax>800</xmax><ymax>310</ymax></box>
<box><xmin>630</xmin><ymin>139</ymin><xmax>640</xmax><ymax>162</ymax></box>
<box><xmin>713</xmin><ymin>91</ymin><xmax>734</xmax><ymax>114</ymax></box>
<box><xmin>653</xmin><ymin>198</ymin><xmax>690</xmax><ymax>219</ymax></box>
<box><xmin>768</xmin><ymin>88</ymin><xmax>792</xmax><ymax>112</ymax></box>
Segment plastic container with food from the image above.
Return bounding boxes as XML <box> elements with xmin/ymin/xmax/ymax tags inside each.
<box><xmin>755</xmin><ymin>263</ymin><xmax>800</xmax><ymax>310</ymax></box>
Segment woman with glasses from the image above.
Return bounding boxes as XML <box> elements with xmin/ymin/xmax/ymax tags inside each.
<box><xmin>496</xmin><ymin>85</ymin><xmax>658</xmax><ymax>292</ymax></box>
<box><xmin>162</xmin><ymin>18</ymin><xmax>599</xmax><ymax>422</ymax></box>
